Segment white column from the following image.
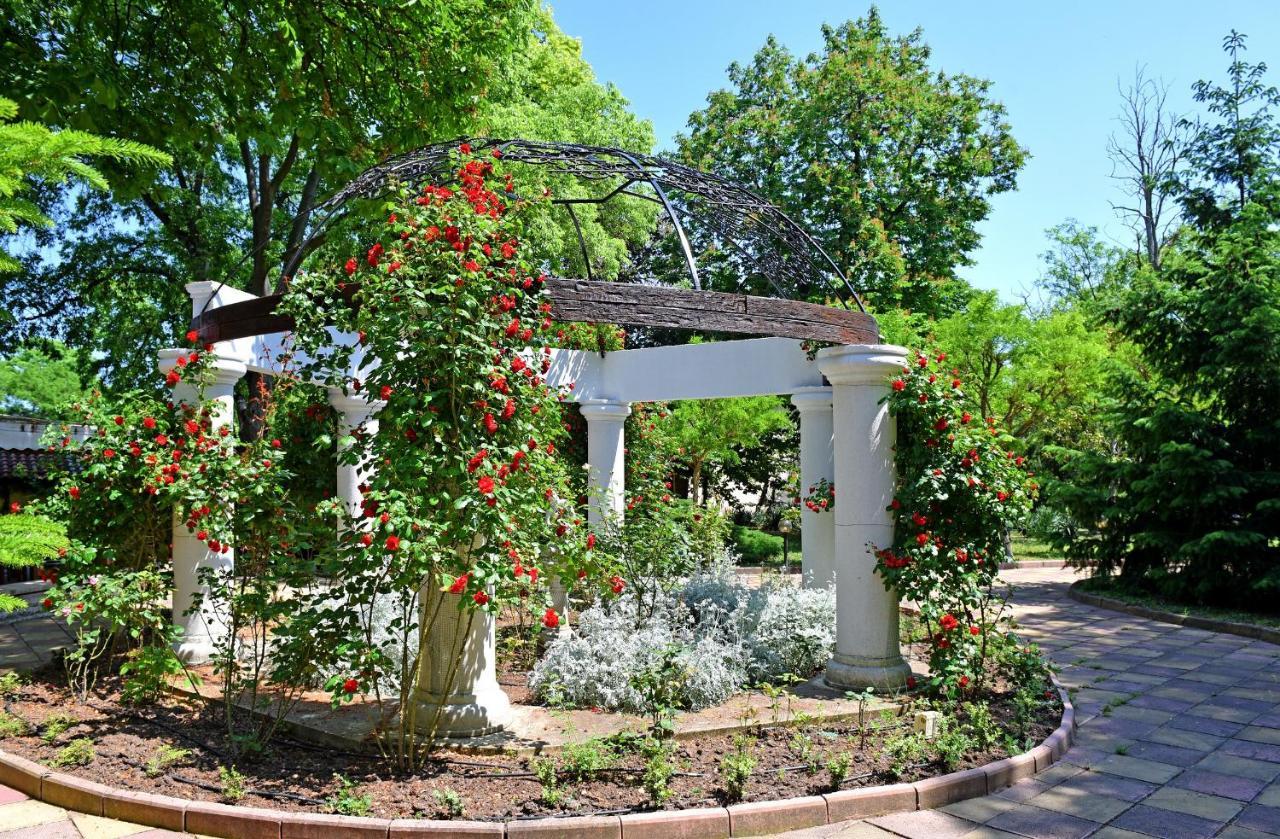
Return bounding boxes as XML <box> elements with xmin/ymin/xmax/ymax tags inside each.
<box><xmin>413</xmin><ymin>588</ymin><xmax>512</xmax><ymax>738</ymax></box>
<box><xmin>791</xmin><ymin>387</ymin><xmax>835</xmax><ymax>588</ymax></box>
<box><xmin>816</xmin><ymin>345</ymin><xmax>911</xmax><ymax>691</ymax></box>
<box><xmin>579</xmin><ymin>399</ymin><xmax>631</xmax><ymax>528</ymax></box>
<box><xmin>159</xmin><ymin>350</ymin><xmax>246</xmax><ymax>665</ymax></box>
<box><xmin>326</xmin><ymin>389</ymin><xmax>382</xmax><ymax>524</ymax></box>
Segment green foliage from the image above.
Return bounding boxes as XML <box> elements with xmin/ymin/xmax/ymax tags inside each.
<box><xmin>532</xmin><ymin>756</ymin><xmax>561</xmax><ymax>805</ymax></box>
<box><xmin>0</xmin><ymin>712</ymin><xmax>26</xmax><ymax>738</ymax></box>
<box><xmin>629</xmin><ymin>644</ymin><xmax>689</xmax><ymax>739</ymax></box>
<box><xmin>0</xmin><ymin>672</ymin><xmax>24</xmax><ymax>699</ymax></box>
<box><xmin>639</xmin><ymin>736</ymin><xmax>676</xmax><ymax>807</ymax></box>
<box><xmin>1054</xmin><ymin>35</ymin><xmax>1280</xmax><ymax>612</ymax></box>
<box><xmin>0</xmin><ymin>1</ymin><xmax>650</xmax><ymax>389</ymax></box>
<box><xmin>718</xmin><ymin>735</ymin><xmax>757</xmax><ymax>804</ymax></box>
<box><xmin>883</xmin><ymin>730</ymin><xmax>928</xmax><ymax>778</ymax></box>
<box><xmin>877</xmin><ymin>349</ymin><xmax>1038</xmax><ymax>695</ymax></box>
<box><xmin>51</xmin><ymin>737</ymin><xmax>95</xmax><ymax>767</ymax></box>
<box><xmin>559</xmin><ymin>738</ymin><xmax>615</xmax><ymax>781</ymax></box>
<box><xmin>39</xmin><ymin>712</ymin><xmax>75</xmax><ymax>743</ymax></box>
<box><xmin>933</xmin><ymin>718</ymin><xmax>976</xmax><ymax>771</ymax></box>
<box><xmin>218</xmin><ymin>765</ymin><xmax>247</xmax><ymax>803</ymax></box>
<box><xmin>677</xmin><ymin>8</ymin><xmax>1025</xmax><ymax>316</ymax></box>
<box><xmin>120</xmin><ymin>644</ymin><xmax>191</xmax><ymax>705</ymax></box>
<box><xmin>325</xmin><ymin>774</ymin><xmax>372</xmax><ymax>817</ymax></box>
<box><xmin>143</xmin><ymin>745</ymin><xmax>190</xmax><ymax>778</ymax></box>
<box><xmin>0</xmin><ymin>94</ymin><xmax>169</xmax><ymax>274</ymax></box>
<box><xmin>668</xmin><ymin>395</ymin><xmax>791</xmax><ymax>506</ymax></box>
<box><xmin>432</xmin><ymin>787</ymin><xmax>466</xmax><ymax>818</ymax></box>
<box><xmin>729</xmin><ymin>525</ymin><xmax>783</xmax><ymax>564</ymax></box>
<box><xmin>0</xmin><ymin>344</ymin><xmax>87</xmax><ymax>417</ymax></box>
<box><xmin>0</xmin><ymin>514</ymin><xmax>67</xmax><ymax>588</ymax></box>
<box><xmin>826</xmin><ymin>752</ymin><xmax>852</xmax><ymax>790</ymax></box>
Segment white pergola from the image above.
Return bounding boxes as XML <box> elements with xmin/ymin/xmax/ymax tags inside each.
<box><xmin>162</xmin><ymin>281</ymin><xmax>910</xmax><ymax>737</ymax></box>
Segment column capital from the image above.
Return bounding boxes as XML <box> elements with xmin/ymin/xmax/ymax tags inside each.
<box><xmin>327</xmin><ymin>387</ymin><xmax>385</xmax><ymax>423</ymax></box>
<box><xmin>158</xmin><ymin>349</ymin><xmax>246</xmax><ymax>388</ymax></box>
<box><xmin>790</xmin><ymin>386</ymin><xmax>833</xmax><ymax>412</ymax></box>
<box><xmin>579</xmin><ymin>399</ymin><xmax>631</xmax><ymax>423</ymax></box>
<box><xmin>816</xmin><ymin>345</ymin><xmax>908</xmax><ymax>387</ymax></box>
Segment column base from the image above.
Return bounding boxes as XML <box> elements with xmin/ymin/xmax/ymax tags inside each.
<box><xmin>173</xmin><ymin>637</ymin><xmax>216</xmax><ymax>666</ymax></box>
<box><xmin>824</xmin><ymin>652</ymin><xmax>912</xmax><ymax>691</ymax></box>
<box><xmin>413</xmin><ymin>684</ymin><xmax>513</xmax><ymax>739</ymax></box>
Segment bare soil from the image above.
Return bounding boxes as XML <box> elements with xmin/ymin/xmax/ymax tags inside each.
<box><xmin>0</xmin><ymin>661</ymin><xmax>1059</xmax><ymax>822</ymax></box>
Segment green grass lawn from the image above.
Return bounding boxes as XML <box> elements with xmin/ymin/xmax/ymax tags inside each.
<box><xmin>1009</xmin><ymin>534</ymin><xmax>1063</xmax><ymax>562</ymax></box>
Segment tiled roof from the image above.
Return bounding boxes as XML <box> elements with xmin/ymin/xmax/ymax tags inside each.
<box><xmin>0</xmin><ymin>448</ymin><xmax>64</xmax><ymax>479</ymax></box>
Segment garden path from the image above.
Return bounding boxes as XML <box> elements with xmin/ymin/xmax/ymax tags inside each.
<box><xmin>783</xmin><ymin>565</ymin><xmax>1280</xmax><ymax>838</ymax></box>
<box><xmin>0</xmin><ymin>566</ymin><xmax>1276</xmax><ymax>837</ymax></box>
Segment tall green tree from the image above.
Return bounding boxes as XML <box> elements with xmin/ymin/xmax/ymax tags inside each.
<box><xmin>677</xmin><ymin>7</ymin><xmax>1026</xmax><ymax>316</ymax></box>
<box><xmin>1055</xmin><ymin>33</ymin><xmax>1280</xmax><ymax>609</ymax></box>
<box><xmin>668</xmin><ymin>396</ymin><xmax>792</xmax><ymax>506</ymax></box>
<box><xmin>0</xmin><ymin>1</ymin><xmax>653</xmax><ymax>390</ymax></box>
<box><xmin>0</xmin><ymin>343</ymin><xmax>87</xmax><ymax>418</ymax></box>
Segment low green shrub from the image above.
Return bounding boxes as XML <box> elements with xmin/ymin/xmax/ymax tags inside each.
<box><xmin>730</xmin><ymin>526</ymin><xmax>783</xmax><ymax>565</ymax></box>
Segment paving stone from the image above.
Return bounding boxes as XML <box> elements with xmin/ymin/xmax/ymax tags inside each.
<box><xmin>1108</xmin><ymin>803</ymin><xmax>1224</xmax><ymax>839</ymax></box>
<box><xmin>1093</xmin><ymin>753</ymin><xmax>1183</xmax><ymax>784</ymax></box>
<box><xmin>994</xmin><ymin>779</ymin><xmax>1051</xmax><ymax>803</ymax></box>
<box><xmin>1194</xmin><ymin>751</ymin><xmax>1280</xmax><ymax>781</ymax></box>
<box><xmin>0</xmin><ymin>785</ymin><xmax>27</xmax><ymax>806</ymax></box>
<box><xmin>1141</xmin><ymin>786</ymin><xmax>1244</xmax><ymax>821</ymax></box>
<box><xmin>1052</xmin><ymin>770</ymin><xmax>1158</xmax><ymax>803</ymax></box>
<box><xmin>985</xmin><ymin>804</ymin><xmax>1098</xmax><ymax>839</ymax></box>
<box><xmin>1087</xmin><ymin>827</ymin><xmax>1159</xmax><ymax>839</ymax></box>
<box><xmin>1172</xmin><ymin>768</ymin><xmax>1268</xmax><ymax>801</ymax></box>
<box><xmin>1241</xmin><ymin>727</ymin><xmax>1280</xmax><ymax>746</ymax></box>
<box><xmin>1125</xmin><ymin>741</ymin><xmax>1208</xmax><ymax>767</ymax></box>
<box><xmin>1215</xmin><ymin>826</ymin><xmax>1277</xmax><ymax>839</ymax></box>
<box><xmin>939</xmin><ymin>795</ymin><xmax>1017</xmax><ymax>824</ymax></box>
<box><xmin>955</xmin><ymin>826</ymin><xmax>1024</xmax><ymax>839</ymax></box>
<box><xmin>69</xmin><ymin>811</ymin><xmax>152</xmax><ymax>838</ymax></box>
<box><xmin>1188</xmin><ymin>704</ymin><xmax>1263</xmax><ymax>724</ymax></box>
<box><xmin>1142</xmin><ymin>726</ymin><xmax>1227</xmax><ymax>753</ymax></box>
<box><xmin>866</xmin><ymin>809</ymin><xmax>977</xmax><ymax>839</ymax></box>
<box><xmin>1111</xmin><ymin>706</ymin><xmax>1176</xmax><ymax>726</ymax></box>
<box><xmin>1256</xmin><ymin>714</ymin><xmax>1280</xmax><ymax>730</ymax></box>
<box><xmin>1149</xmin><ymin>685</ymin><xmax>1219</xmax><ymax>703</ymax></box>
<box><xmin>1168</xmin><ymin>714</ymin><xmax>1246</xmax><ymax>737</ymax></box>
<box><xmin>1182</xmin><ymin>671</ymin><xmax>1242</xmax><ymax>686</ymax></box>
<box><xmin>1023</xmin><ymin>784</ymin><xmax>1133</xmax><ymax>822</ymax></box>
<box><xmin>0</xmin><ymin>800</ymin><xmax>69</xmax><ymax>830</ymax></box>
<box><xmin>0</xmin><ymin>821</ymin><xmax>85</xmax><ymax>838</ymax></box>
<box><xmin>1223</xmin><ymin>737</ymin><xmax>1280</xmax><ymax>764</ymax></box>
<box><xmin>1234</xmin><ymin>803</ymin><xmax>1280</xmax><ymax>835</ymax></box>
<box><xmin>1129</xmin><ymin>695</ymin><xmax>1196</xmax><ymax>714</ymax></box>
<box><xmin>1260</xmin><ymin>782</ymin><xmax>1280</xmax><ymax>807</ymax></box>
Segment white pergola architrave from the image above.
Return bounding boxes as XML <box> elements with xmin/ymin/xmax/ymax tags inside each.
<box><xmin>163</xmin><ymin>281</ymin><xmax>910</xmax><ymax>738</ymax></box>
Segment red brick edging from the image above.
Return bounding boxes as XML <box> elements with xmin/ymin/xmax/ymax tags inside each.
<box><xmin>0</xmin><ymin>682</ymin><xmax>1074</xmax><ymax>839</ymax></box>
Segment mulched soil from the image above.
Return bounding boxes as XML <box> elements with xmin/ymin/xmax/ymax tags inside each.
<box><xmin>0</xmin><ymin>661</ymin><xmax>1060</xmax><ymax>822</ymax></box>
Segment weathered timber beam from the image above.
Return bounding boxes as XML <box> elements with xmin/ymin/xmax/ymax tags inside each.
<box><xmin>189</xmin><ymin>278</ymin><xmax>879</xmax><ymax>345</ymax></box>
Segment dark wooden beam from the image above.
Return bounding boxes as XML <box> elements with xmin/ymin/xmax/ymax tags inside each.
<box><xmin>190</xmin><ymin>278</ymin><xmax>879</xmax><ymax>345</ymax></box>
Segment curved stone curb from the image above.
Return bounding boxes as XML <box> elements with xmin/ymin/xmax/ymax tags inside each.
<box><xmin>0</xmin><ymin>682</ymin><xmax>1074</xmax><ymax>839</ymax></box>
<box><xmin>1068</xmin><ymin>581</ymin><xmax>1280</xmax><ymax>645</ymax></box>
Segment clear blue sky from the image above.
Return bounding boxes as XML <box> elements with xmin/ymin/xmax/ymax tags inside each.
<box><xmin>550</xmin><ymin>0</ymin><xmax>1280</xmax><ymax>302</ymax></box>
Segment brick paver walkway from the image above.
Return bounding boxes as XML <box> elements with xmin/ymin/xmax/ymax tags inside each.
<box><xmin>783</xmin><ymin>566</ymin><xmax>1280</xmax><ymax>838</ymax></box>
<box><xmin>0</xmin><ymin>566</ymin><xmax>1277</xmax><ymax>837</ymax></box>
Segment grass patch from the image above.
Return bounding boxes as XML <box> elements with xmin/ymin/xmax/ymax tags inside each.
<box><xmin>1010</xmin><ymin>535</ymin><xmax>1063</xmax><ymax>562</ymax></box>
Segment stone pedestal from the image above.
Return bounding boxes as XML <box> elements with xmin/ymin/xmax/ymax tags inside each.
<box><xmin>160</xmin><ymin>350</ymin><xmax>246</xmax><ymax>665</ymax></box>
<box><xmin>816</xmin><ymin>345</ymin><xmax>912</xmax><ymax>691</ymax></box>
<box><xmin>412</xmin><ymin>589</ymin><xmax>512</xmax><ymax>738</ymax></box>
<box><xmin>792</xmin><ymin>386</ymin><xmax>835</xmax><ymax>588</ymax></box>
<box><xmin>579</xmin><ymin>399</ymin><xmax>631</xmax><ymax>528</ymax></box>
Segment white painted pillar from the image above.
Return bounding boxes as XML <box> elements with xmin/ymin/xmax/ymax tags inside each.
<box><xmin>791</xmin><ymin>386</ymin><xmax>835</xmax><ymax>588</ymax></box>
<box><xmin>579</xmin><ymin>399</ymin><xmax>631</xmax><ymax>529</ymax></box>
<box><xmin>326</xmin><ymin>389</ymin><xmax>382</xmax><ymax>525</ymax></box>
<box><xmin>413</xmin><ymin>588</ymin><xmax>512</xmax><ymax>738</ymax></box>
<box><xmin>816</xmin><ymin>345</ymin><xmax>912</xmax><ymax>691</ymax></box>
<box><xmin>159</xmin><ymin>350</ymin><xmax>246</xmax><ymax>665</ymax></box>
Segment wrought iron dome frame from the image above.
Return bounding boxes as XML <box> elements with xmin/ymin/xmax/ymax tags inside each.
<box><xmin>292</xmin><ymin>137</ymin><xmax>867</xmax><ymax>314</ymax></box>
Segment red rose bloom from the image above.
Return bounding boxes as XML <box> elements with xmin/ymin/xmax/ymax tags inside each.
<box><xmin>143</xmin><ymin>417</ymin><xmax>157</xmax><ymax>430</ymax></box>
<box><xmin>343</xmin><ymin>678</ymin><xmax>359</xmax><ymax>694</ymax></box>
<box><xmin>68</xmin><ymin>486</ymin><xmax>80</xmax><ymax>500</ymax></box>
<box><xmin>385</xmin><ymin>535</ymin><xmax>400</xmax><ymax>552</ymax></box>
<box><xmin>477</xmin><ymin>475</ymin><xmax>496</xmax><ymax>495</ymax></box>
<box><xmin>473</xmin><ymin>590</ymin><xmax>490</xmax><ymax>606</ymax></box>
<box><xmin>345</xmin><ymin>258</ymin><xmax>358</xmax><ymax>276</ymax></box>
<box><xmin>542</xmin><ymin>608</ymin><xmax>559</xmax><ymax>629</ymax></box>
<box><xmin>940</xmin><ymin>613</ymin><xmax>959</xmax><ymax>632</ymax></box>
<box><xmin>891</xmin><ymin>379</ymin><xmax>906</xmax><ymax>391</ymax></box>
<box><xmin>586</xmin><ymin>533</ymin><xmax>596</xmax><ymax>551</ymax></box>
<box><xmin>41</xmin><ymin>598</ymin><xmax>52</xmax><ymax>610</ymax></box>
<box><xmin>449</xmin><ymin>574</ymin><xmax>469</xmax><ymax>594</ymax></box>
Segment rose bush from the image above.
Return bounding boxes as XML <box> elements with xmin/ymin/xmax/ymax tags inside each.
<box><xmin>876</xmin><ymin>348</ymin><xmax>1038</xmax><ymax>698</ymax></box>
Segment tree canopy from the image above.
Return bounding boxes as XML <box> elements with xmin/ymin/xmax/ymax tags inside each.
<box><xmin>676</xmin><ymin>7</ymin><xmax>1026</xmax><ymax>317</ymax></box>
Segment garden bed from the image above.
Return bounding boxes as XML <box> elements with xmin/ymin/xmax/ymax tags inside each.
<box><xmin>0</xmin><ymin>665</ymin><xmax>1061</xmax><ymax>822</ymax></box>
